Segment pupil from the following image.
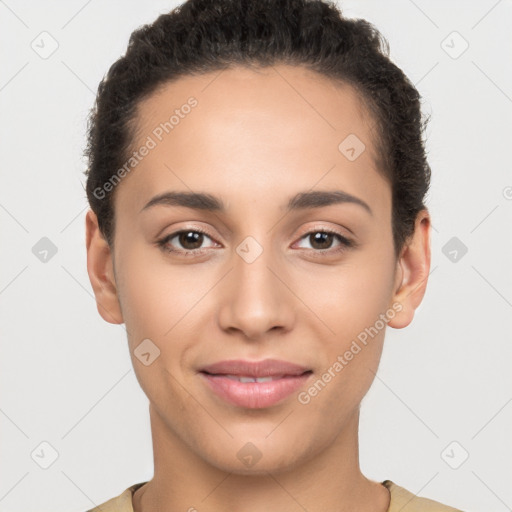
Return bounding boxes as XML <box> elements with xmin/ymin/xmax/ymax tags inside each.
<box><xmin>180</xmin><ymin>231</ymin><xmax>202</xmax><ymax>249</ymax></box>
<box><xmin>312</xmin><ymin>232</ymin><xmax>332</xmax><ymax>250</ymax></box>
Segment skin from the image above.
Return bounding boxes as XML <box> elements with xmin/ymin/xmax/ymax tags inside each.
<box><xmin>85</xmin><ymin>64</ymin><xmax>431</xmax><ymax>512</ymax></box>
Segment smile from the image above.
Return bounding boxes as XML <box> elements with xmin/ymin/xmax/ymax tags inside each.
<box><xmin>200</xmin><ymin>371</ymin><xmax>313</xmax><ymax>409</ymax></box>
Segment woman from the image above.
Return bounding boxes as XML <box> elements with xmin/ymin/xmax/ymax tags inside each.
<box><xmin>83</xmin><ymin>0</ymin><xmax>463</xmax><ymax>510</ymax></box>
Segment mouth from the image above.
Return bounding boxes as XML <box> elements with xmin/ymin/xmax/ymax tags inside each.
<box><xmin>201</xmin><ymin>373</ymin><xmax>311</xmax><ymax>383</ymax></box>
<box><xmin>199</xmin><ymin>358</ymin><xmax>312</xmax><ymax>378</ymax></box>
<box><xmin>198</xmin><ymin>359</ymin><xmax>313</xmax><ymax>409</ymax></box>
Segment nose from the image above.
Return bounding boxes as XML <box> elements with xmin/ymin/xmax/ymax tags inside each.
<box><xmin>217</xmin><ymin>237</ymin><xmax>296</xmax><ymax>341</ymax></box>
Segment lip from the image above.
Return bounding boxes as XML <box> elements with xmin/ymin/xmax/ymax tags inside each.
<box><xmin>199</xmin><ymin>359</ymin><xmax>313</xmax><ymax>409</ymax></box>
<box><xmin>200</xmin><ymin>358</ymin><xmax>311</xmax><ymax>378</ymax></box>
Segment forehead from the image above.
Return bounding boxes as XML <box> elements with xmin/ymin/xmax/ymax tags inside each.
<box><xmin>115</xmin><ymin>64</ymin><xmax>389</xmax><ymax>217</ymax></box>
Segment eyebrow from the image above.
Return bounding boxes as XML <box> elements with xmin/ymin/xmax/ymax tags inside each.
<box><xmin>140</xmin><ymin>189</ymin><xmax>373</xmax><ymax>216</ymax></box>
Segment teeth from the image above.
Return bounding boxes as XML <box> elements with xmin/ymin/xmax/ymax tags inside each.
<box><xmin>224</xmin><ymin>375</ymin><xmax>276</xmax><ymax>383</ymax></box>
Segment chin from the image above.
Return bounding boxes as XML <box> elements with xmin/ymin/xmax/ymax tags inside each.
<box><xmin>196</xmin><ymin>436</ymin><xmax>307</xmax><ymax>476</ymax></box>
<box><xmin>213</xmin><ymin>452</ymin><xmax>302</xmax><ymax>476</ymax></box>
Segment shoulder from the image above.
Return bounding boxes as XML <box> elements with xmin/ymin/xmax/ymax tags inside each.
<box><xmin>383</xmin><ymin>480</ymin><xmax>464</xmax><ymax>512</ymax></box>
<box><xmin>83</xmin><ymin>482</ymin><xmax>147</xmax><ymax>512</ymax></box>
<box><xmin>81</xmin><ymin>479</ymin><xmax>464</xmax><ymax>512</ymax></box>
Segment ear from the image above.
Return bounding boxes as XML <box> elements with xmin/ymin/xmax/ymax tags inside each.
<box><xmin>85</xmin><ymin>209</ymin><xmax>124</xmax><ymax>324</ymax></box>
<box><xmin>387</xmin><ymin>209</ymin><xmax>431</xmax><ymax>329</ymax></box>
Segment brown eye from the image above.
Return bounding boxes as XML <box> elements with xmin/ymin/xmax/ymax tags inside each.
<box><xmin>157</xmin><ymin>229</ymin><xmax>217</xmax><ymax>254</ymax></box>
<box><xmin>309</xmin><ymin>232</ymin><xmax>335</xmax><ymax>250</ymax></box>
<box><xmin>177</xmin><ymin>231</ymin><xmax>204</xmax><ymax>250</ymax></box>
<box><xmin>294</xmin><ymin>229</ymin><xmax>354</xmax><ymax>255</ymax></box>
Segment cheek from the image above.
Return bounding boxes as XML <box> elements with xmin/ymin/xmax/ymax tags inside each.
<box><xmin>294</xmin><ymin>250</ymin><xmax>395</xmax><ymax>342</ymax></box>
<box><xmin>294</xmin><ymin>249</ymin><xmax>394</xmax><ymax>404</ymax></box>
<box><xmin>116</xmin><ymin>243</ymin><xmax>205</xmax><ymax>340</ymax></box>
<box><xmin>115</xmin><ymin>246</ymin><xmax>199</xmax><ymax>416</ymax></box>
<box><xmin>116</xmin><ymin>244</ymin><xmax>218</xmax><ymax>397</ymax></box>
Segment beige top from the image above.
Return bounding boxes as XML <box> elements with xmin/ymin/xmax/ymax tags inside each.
<box><xmin>85</xmin><ymin>480</ymin><xmax>464</xmax><ymax>511</ymax></box>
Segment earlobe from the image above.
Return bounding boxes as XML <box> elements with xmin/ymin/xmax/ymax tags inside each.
<box><xmin>387</xmin><ymin>210</ymin><xmax>431</xmax><ymax>330</ymax></box>
<box><xmin>85</xmin><ymin>209</ymin><xmax>124</xmax><ymax>325</ymax></box>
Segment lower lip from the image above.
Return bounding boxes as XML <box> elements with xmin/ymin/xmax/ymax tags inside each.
<box><xmin>200</xmin><ymin>372</ymin><xmax>312</xmax><ymax>409</ymax></box>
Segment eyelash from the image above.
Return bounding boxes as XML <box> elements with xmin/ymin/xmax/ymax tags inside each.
<box><xmin>156</xmin><ymin>226</ymin><xmax>355</xmax><ymax>258</ymax></box>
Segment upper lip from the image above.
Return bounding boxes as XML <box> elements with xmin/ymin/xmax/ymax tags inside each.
<box><xmin>200</xmin><ymin>358</ymin><xmax>311</xmax><ymax>378</ymax></box>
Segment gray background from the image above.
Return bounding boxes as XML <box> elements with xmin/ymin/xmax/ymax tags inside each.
<box><xmin>1</xmin><ymin>1</ymin><xmax>511</xmax><ymax>511</ymax></box>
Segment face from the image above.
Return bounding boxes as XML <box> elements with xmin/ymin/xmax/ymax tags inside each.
<box><xmin>86</xmin><ymin>64</ymin><xmax>428</xmax><ymax>475</ymax></box>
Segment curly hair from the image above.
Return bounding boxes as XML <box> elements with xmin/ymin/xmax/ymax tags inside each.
<box><xmin>83</xmin><ymin>0</ymin><xmax>431</xmax><ymax>259</ymax></box>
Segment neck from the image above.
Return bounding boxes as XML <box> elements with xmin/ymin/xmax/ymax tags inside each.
<box><xmin>132</xmin><ymin>404</ymin><xmax>390</xmax><ymax>512</ymax></box>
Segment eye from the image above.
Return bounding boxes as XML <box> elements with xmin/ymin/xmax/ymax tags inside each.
<box><xmin>294</xmin><ymin>228</ymin><xmax>355</xmax><ymax>255</ymax></box>
<box><xmin>157</xmin><ymin>228</ymin><xmax>218</xmax><ymax>255</ymax></box>
<box><xmin>156</xmin><ymin>226</ymin><xmax>355</xmax><ymax>257</ymax></box>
